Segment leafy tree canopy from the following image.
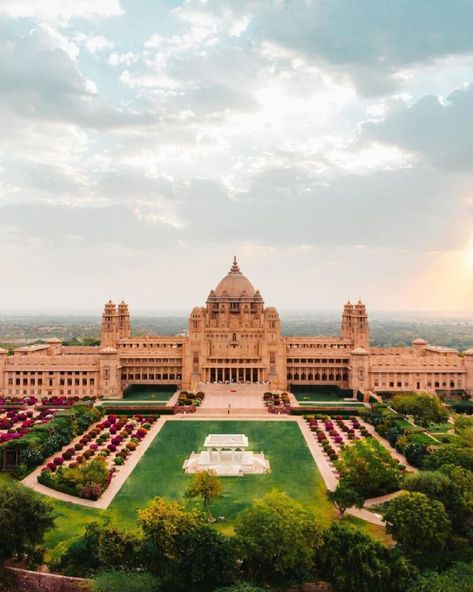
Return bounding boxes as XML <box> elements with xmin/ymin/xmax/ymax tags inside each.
<box><xmin>185</xmin><ymin>470</ymin><xmax>223</xmax><ymax>522</ymax></box>
<box><xmin>138</xmin><ymin>496</ymin><xmax>203</xmax><ymax>560</ymax></box>
<box><xmin>384</xmin><ymin>492</ymin><xmax>451</xmax><ymax>564</ymax></box>
<box><xmin>0</xmin><ymin>480</ymin><xmax>55</xmax><ymax>562</ymax></box>
<box><xmin>235</xmin><ymin>490</ymin><xmax>322</xmax><ymax>583</ymax></box>
<box><xmin>336</xmin><ymin>438</ymin><xmax>401</xmax><ymax>498</ymax></box>
<box><xmin>317</xmin><ymin>522</ymin><xmax>417</xmax><ymax>592</ymax></box>
<box><xmin>327</xmin><ymin>481</ymin><xmax>364</xmax><ymax>517</ymax></box>
<box><xmin>391</xmin><ymin>393</ymin><xmax>448</xmax><ymax>427</ymax></box>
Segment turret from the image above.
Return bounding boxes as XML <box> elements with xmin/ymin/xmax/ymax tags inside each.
<box><xmin>101</xmin><ymin>300</ymin><xmax>118</xmax><ymax>347</ymax></box>
<box><xmin>341</xmin><ymin>300</ymin><xmax>369</xmax><ymax>349</ymax></box>
<box><xmin>117</xmin><ymin>301</ymin><xmax>131</xmax><ymax>340</ymax></box>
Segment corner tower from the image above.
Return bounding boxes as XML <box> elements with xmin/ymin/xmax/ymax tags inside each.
<box><xmin>117</xmin><ymin>301</ymin><xmax>131</xmax><ymax>340</ymax></box>
<box><xmin>101</xmin><ymin>300</ymin><xmax>118</xmax><ymax>347</ymax></box>
<box><xmin>342</xmin><ymin>300</ymin><xmax>369</xmax><ymax>349</ymax></box>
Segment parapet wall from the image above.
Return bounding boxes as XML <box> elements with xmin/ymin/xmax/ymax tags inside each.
<box><xmin>5</xmin><ymin>566</ymin><xmax>87</xmax><ymax>592</ymax></box>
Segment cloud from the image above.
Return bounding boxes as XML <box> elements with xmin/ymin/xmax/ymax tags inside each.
<box><xmin>0</xmin><ymin>26</ymin><xmax>156</xmax><ymax>131</ymax></box>
<box><xmin>0</xmin><ymin>0</ymin><xmax>124</xmax><ymax>24</ymax></box>
<box><xmin>362</xmin><ymin>83</ymin><xmax>473</xmax><ymax>170</ymax></box>
<box><xmin>163</xmin><ymin>0</ymin><xmax>473</xmax><ymax>96</ymax></box>
<box><xmin>0</xmin><ymin>202</ymin><xmax>177</xmax><ymax>248</ymax></box>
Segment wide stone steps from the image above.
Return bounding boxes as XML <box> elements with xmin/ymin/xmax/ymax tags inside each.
<box><xmin>195</xmin><ymin>407</ymin><xmax>268</xmax><ymax>416</ymax></box>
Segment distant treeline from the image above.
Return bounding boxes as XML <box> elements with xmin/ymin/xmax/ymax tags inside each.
<box><xmin>1</xmin><ymin>315</ymin><xmax>473</xmax><ymax>351</ymax></box>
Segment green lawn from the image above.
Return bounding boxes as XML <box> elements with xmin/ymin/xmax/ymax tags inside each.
<box><xmin>291</xmin><ymin>386</ymin><xmax>352</xmax><ymax>402</ymax></box>
<box><xmin>427</xmin><ymin>422</ymin><xmax>452</xmax><ymax>434</ymax></box>
<box><xmin>122</xmin><ymin>385</ymin><xmax>177</xmax><ymax>401</ymax></box>
<box><xmin>1</xmin><ymin>420</ymin><xmax>390</xmax><ymax>558</ymax></box>
<box><xmin>107</xmin><ymin>420</ymin><xmax>332</xmax><ymax>526</ymax></box>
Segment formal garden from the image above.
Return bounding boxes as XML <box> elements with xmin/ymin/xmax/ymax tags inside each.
<box><xmin>1</xmin><ymin>392</ymin><xmax>473</xmax><ymax>592</ymax></box>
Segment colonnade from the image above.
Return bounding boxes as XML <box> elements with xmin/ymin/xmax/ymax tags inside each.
<box><xmin>204</xmin><ymin>367</ymin><xmax>264</xmax><ymax>383</ymax></box>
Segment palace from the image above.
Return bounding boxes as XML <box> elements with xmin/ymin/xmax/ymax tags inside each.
<box><xmin>1</xmin><ymin>257</ymin><xmax>473</xmax><ymax>399</ymax></box>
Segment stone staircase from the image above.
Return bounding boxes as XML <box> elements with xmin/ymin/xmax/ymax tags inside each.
<box><xmin>195</xmin><ymin>407</ymin><xmax>268</xmax><ymax>416</ymax></box>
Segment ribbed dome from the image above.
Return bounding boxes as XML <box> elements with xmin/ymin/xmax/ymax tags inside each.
<box><xmin>214</xmin><ymin>257</ymin><xmax>256</xmax><ymax>299</ymax></box>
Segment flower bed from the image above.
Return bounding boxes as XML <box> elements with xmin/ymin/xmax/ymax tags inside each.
<box><xmin>306</xmin><ymin>414</ymin><xmax>373</xmax><ymax>468</ymax></box>
<box><xmin>0</xmin><ymin>396</ymin><xmax>38</xmax><ymax>409</ymax></box>
<box><xmin>36</xmin><ymin>413</ymin><xmax>158</xmax><ymax>500</ymax></box>
<box><xmin>264</xmin><ymin>392</ymin><xmax>291</xmax><ymax>409</ymax></box>
<box><xmin>177</xmin><ymin>391</ymin><xmax>205</xmax><ymax>407</ymax></box>
<box><xmin>38</xmin><ymin>395</ymin><xmax>96</xmax><ymax>409</ymax></box>
<box><xmin>0</xmin><ymin>404</ymin><xmax>102</xmax><ymax>477</ymax></box>
<box><xmin>0</xmin><ymin>408</ymin><xmax>59</xmax><ymax>444</ymax></box>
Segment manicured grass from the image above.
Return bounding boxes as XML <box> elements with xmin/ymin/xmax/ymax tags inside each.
<box><xmin>292</xmin><ymin>386</ymin><xmax>351</xmax><ymax>402</ymax></box>
<box><xmin>427</xmin><ymin>422</ymin><xmax>452</xmax><ymax>434</ymax></box>
<box><xmin>107</xmin><ymin>420</ymin><xmax>333</xmax><ymax>526</ymax></box>
<box><xmin>123</xmin><ymin>385</ymin><xmax>176</xmax><ymax>401</ymax></box>
<box><xmin>0</xmin><ymin>421</ymin><xmax>390</xmax><ymax>558</ymax></box>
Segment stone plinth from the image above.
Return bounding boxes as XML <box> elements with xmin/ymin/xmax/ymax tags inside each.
<box><xmin>183</xmin><ymin>433</ymin><xmax>270</xmax><ymax>476</ymax></box>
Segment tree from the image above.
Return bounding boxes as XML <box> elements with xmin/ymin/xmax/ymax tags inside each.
<box><xmin>185</xmin><ymin>470</ymin><xmax>223</xmax><ymax>522</ymax></box>
<box><xmin>402</xmin><ymin>470</ymin><xmax>455</xmax><ymax>508</ymax></box>
<box><xmin>402</xmin><ymin>467</ymin><xmax>473</xmax><ymax>532</ymax></box>
<box><xmin>336</xmin><ymin>438</ymin><xmax>401</xmax><ymax>498</ymax></box>
<box><xmin>391</xmin><ymin>393</ymin><xmax>448</xmax><ymax>427</ymax></box>
<box><xmin>170</xmin><ymin>525</ymin><xmax>238</xmax><ymax>592</ymax></box>
<box><xmin>407</xmin><ymin>561</ymin><xmax>473</xmax><ymax>592</ymax></box>
<box><xmin>317</xmin><ymin>522</ymin><xmax>417</xmax><ymax>592</ymax></box>
<box><xmin>138</xmin><ymin>497</ymin><xmax>202</xmax><ymax>560</ymax></box>
<box><xmin>235</xmin><ymin>490</ymin><xmax>322</xmax><ymax>583</ymax></box>
<box><xmin>55</xmin><ymin>522</ymin><xmax>101</xmax><ymax>577</ymax></box>
<box><xmin>97</xmin><ymin>521</ymin><xmax>142</xmax><ymax>569</ymax></box>
<box><xmin>0</xmin><ymin>480</ymin><xmax>55</xmax><ymax>562</ymax></box>
<box><xmin>384</xmin><ymin>492</ymin><xmax>451</xmax><ymax>565</ymax></box>
<box><xmin>327</xmin><ymin>481</ymin><xmax>364</xmax><ymax>517</ymax></box>
<box><xmin>403</xmin><ymin>442</ymin><xmax>428</xmax><ymax>468</ymax></box>
<box><xmin>438</xmin><ymin>464</ymin><xmax>473</xmax><ymax>530</ymax></box>
<box><xmin>423</xmin><ymin>446</ymin><xmax>473</xmax><ymax>472</ymax></box>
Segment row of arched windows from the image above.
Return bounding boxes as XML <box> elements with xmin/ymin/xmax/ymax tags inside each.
<box><xmin>287</xmin><ymin>372</ymin><xmax>348</xmax><ymax>382</ymax></box>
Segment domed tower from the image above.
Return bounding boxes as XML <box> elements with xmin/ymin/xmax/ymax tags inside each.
<box><xmin>182</xmin><ymin>256</ymin><xmax>286</xmax><ymax>391</ymax></box>
<box><xmin>205</xmin><ymin>256</ymin><xmax>264</xmax><ymax>328</ymax></box>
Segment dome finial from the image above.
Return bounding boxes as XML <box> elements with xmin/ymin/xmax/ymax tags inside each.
<box><xmin>231</xmin><ymin>255</ymin><xmax>240</xmax><ymax>273</ymax></box>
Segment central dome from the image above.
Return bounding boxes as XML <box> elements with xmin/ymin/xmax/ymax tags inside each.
<box><xmin>214</xmin><ymin>256</ymin><xmax>256</xmax><ymax>299</ymax></box>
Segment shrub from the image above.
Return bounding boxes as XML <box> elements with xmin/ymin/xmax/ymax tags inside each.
<box><xmin>88</xmin><ymin>570</ymin><xmax>160</xmax><ymax>592</ymax></box>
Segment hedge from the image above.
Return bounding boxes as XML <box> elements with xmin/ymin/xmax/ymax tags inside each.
<box><xmin>291</xmin><ymin>407</ymin><xmax>360</xmax><ymax>416</ymax></box>
<box><xmin>450</xmin><ymin>400</ymin><xmax>473</xmax><ymax>414</ymax></box>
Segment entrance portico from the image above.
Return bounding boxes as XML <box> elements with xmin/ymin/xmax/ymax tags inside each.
<box><xmin>204</xmin><ymin>366</ymin><xmax>265</xmax><ymax>383</ymax></box>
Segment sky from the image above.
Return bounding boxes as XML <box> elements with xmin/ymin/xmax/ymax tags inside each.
<box><xmin>1</xmin><ymin>0</ymin><xmax>473</xmax><ymax>313</ymax></box>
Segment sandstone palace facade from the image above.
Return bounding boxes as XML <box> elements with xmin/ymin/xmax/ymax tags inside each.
<box><xmin>1</xmin><ymin>258</ymin><xmax>473</xmax><ymax>399</ymax></box>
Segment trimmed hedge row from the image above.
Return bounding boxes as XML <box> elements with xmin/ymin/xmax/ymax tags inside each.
<box><xmin>291</xmin><ymin>407</ymin><xmax>360</xmax><ymax>416</ymax></box>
